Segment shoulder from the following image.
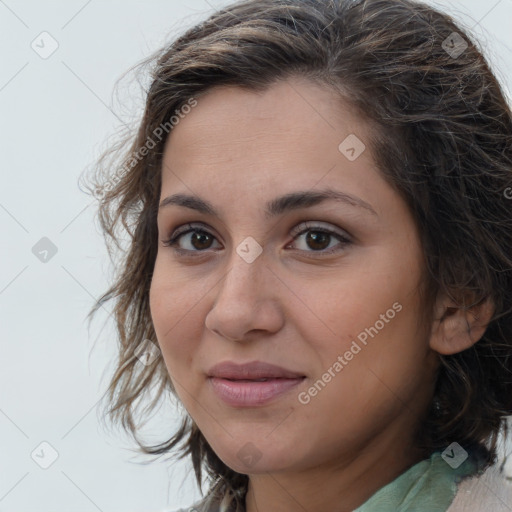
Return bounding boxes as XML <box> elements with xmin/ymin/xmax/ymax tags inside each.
<box><xmin>447</xmin><ymin>461</ymin><xmax>512</xmax><ymax>512</ymax></box>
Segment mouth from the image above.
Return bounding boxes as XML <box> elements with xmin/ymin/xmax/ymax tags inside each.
<box><xmin>207</xmin><ymin>360</ymin><xmax>305</xmax><ymax>380</ymax></box>
<box><xmin>207</xmin><ymin>361</ymin><xmax>306</xmax><ymax>407</ymax></box>
<box><xmin>206</xmin><ymin>361</ymin><xmax>306</xmax><ymax>407</ymax></box>
<box><xmin>223</xmin><ymin>377</ymin><xmax>288</xmax><ymax>382</ymax></box>
<box><xmin>208</xmin><ymin>376</ymin><xmax>306</xmax><ymax>407</ymax></box>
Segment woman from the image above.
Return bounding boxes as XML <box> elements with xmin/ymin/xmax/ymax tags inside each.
<box><xmin>86</xmin><ymin>0</ymin><xmax>512</xmax><ymax>510</ymax></box>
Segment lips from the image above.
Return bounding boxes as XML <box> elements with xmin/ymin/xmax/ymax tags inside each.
<box><xmin>207</xmin><ymin>361</ymin><xmax>306</xmax><ymax>407</ymax></box>
<box><xmin>207</xmin><ymin>360</ymin><xmax>305</xmax><ymax>380</ymax></box>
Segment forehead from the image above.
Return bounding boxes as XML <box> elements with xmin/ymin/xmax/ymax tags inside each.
<box><xmin>157</xmin><ymin>78</ymin><xmax>392</xmax><ymax>226</ymax></box>
<box><xmin>168</xmin><ymin>79</ymin><xmax>352</xmax><ymax>137</ymax></box>
<box><xmin>172</xmin><ymin>78</ymin><xmax>365</xmax><ymax>144</ymax></box>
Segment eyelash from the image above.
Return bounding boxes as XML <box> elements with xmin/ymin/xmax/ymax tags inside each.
<box><xmin>161</xmin><ymin>221</ymin><xmax>352</xmax><ymax>257</ymax></box>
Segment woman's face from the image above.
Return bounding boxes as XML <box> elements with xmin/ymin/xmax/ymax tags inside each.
<box><xmin>150</xmin><ymin>78</ymin><xmax>439</xmax><ymax>475</ymax></box>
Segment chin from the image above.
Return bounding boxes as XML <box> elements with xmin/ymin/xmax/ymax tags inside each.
<box><xmin>209</xmin><ymin>436</ymin><xmax>299</xmax><ymax>475</ymax></box>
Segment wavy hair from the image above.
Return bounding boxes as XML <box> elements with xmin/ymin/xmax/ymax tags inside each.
<box><xmin>84</xmin><ymin>0</ymin><xmax>512</xmax><ymax>510</ymax></box>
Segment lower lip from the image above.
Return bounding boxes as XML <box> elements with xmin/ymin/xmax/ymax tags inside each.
<box><xmin>208</xmin><ymin>377</ymin><xmax>305</xmax><ymax>407</ymax></box>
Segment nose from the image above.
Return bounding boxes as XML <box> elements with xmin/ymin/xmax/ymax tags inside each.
<box><xmin>204</xmin><ymin>251</ymin><xmax>285</xmax><ymax>342</ymax></box>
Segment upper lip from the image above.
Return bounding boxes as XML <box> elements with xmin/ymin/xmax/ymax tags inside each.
<box><xmin>207</xmin><ymin>361</ymin><xmax>305</xmax><ymax>380</ymax></box>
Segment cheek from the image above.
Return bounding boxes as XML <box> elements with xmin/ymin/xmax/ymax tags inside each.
<box><xmin>297</xmin><ymin>267</ymin><xmax>406</xmax><ymax>347</ymax></box>
<box><xmin>150</xmin><ymin>278</ymin><xmax>207</xmax><ymax>415</ymax></box>
<box><xmin>149</xmin><ymin>261</ymin><xmax>204</xmax><ymax>375</ymax></box>
<box><xmin>314</xmin><ymin>298</ymin><xmax>430</xmax><ymax>419</ymax></box>
<box><xmin>297</xmin><ymin>253</ymin><xmax>428</xmax><ymax>402</ymax></box>
<box><xmin>297</xmin><ymin>314</ymin><xmax>430</xmax><ymax>455</ymax></box>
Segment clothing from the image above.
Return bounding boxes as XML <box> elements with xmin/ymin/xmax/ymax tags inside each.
<box><xmin>170</xmin><ymin>448</ymin><xmax>512</xmax><ymax>512</ymax></box>
<box><xmin>447</xmin><ymin>460</ymin><xmax>512</xmax><ymax>512</ymax></box>
<box><xmin>353</xmin><ymin>450</ymin><xmax>483</xmax><ymax>511</ymax></box>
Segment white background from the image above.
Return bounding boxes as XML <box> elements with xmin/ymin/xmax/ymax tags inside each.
<box><xmin>1</xmin><ymin>1</ymin><xmax>512</xmax><ymax>511</ymax></box>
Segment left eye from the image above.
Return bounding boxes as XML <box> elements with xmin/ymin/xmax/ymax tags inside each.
<box><xmin>289</xmin><ymin>224</ymin><xmax>352</xmax><ymax>254</ymax></box>
<box><xmin>161</xmin><ymin>222</ymin><xmax>352</xmax><ymax>256</ymax></box>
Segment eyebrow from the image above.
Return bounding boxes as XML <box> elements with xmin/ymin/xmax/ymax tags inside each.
<box><xmin>158</xmin><ymin>188</ymin><xmax>378</xmax><ymax>219</ymax></box>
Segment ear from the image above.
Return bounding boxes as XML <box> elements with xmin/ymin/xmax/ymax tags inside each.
<box><xmin>429</xmin><ymin>293</ymin><xmax>495</xmax><ymax>356</ymax></box>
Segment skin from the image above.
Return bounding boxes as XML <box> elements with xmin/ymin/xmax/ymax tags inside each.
<box><xmin>149</xmin><ymin>77</ymin><xmax>494</xmax><ymax>512</ymax></box>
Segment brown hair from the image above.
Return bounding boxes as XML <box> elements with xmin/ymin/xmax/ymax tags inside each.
<box><xmin>84</xmin><ymin>0</ymin><xmax>512</xmax><ymax>509</ymax></box>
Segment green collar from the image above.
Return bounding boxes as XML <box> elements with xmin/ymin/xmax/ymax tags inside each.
<box><xmin>354</xmin><ymin>447</ymin><xmax>486</xmax><ymax>512</ymax></box>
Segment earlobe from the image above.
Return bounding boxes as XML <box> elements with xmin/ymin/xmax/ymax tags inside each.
<box><xmin>429</xmin><ymin>294</ymin><xmax>495</xmax><ymax>356</ymax></box>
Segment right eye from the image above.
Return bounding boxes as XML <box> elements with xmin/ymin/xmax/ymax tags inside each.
<box><xmin>161</xmin><ymin>223</ymin><xmax>222</xmax><ymax>255</ymax></box>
